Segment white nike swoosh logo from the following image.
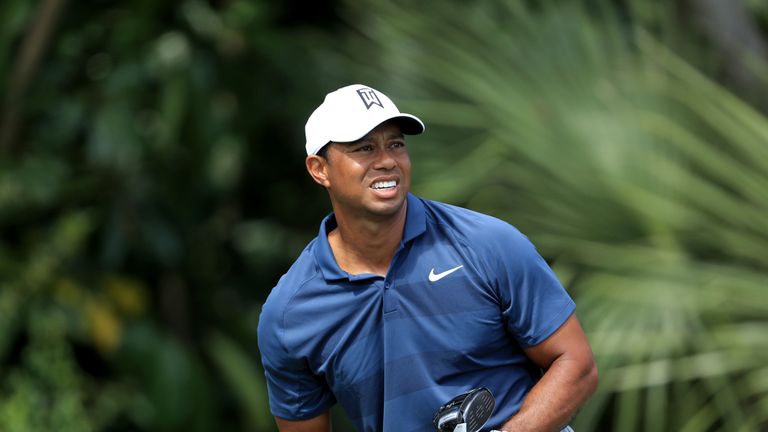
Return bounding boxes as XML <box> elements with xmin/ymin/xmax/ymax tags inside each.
<box><xmin>428</xmin><ymin>265</ymin><xmax>464</xmax><ymax>282</ymax></box>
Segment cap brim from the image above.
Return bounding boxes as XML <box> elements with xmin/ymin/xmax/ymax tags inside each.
<box><xmin>325</xmin><ymin>114</ymin><xmax>425</xmax><ymax>146</ymax></box>
<box><xmin>392</xmin><ymin>114</ymin><xmax>425</xmax><ymax>135</ymax></box>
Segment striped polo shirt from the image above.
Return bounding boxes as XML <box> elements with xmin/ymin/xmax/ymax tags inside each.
<box><xmin>257</xmin><ymin>193</ymin><xmax>575</xmax><ymax>431</ymax></box>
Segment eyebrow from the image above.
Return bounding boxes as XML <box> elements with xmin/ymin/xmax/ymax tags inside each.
<box><xmin>355</xmin><ymin>132</ymin><xmax>405</xmax><ymax>144</ymax></box>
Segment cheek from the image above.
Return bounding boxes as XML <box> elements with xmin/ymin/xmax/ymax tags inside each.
<box><xmin>329</xmin><ymin>160</ymin><xmax>366</xmax><ymax>184</ymax></box>
<box><xmin>399</xmin><ymin>155</ymin><xmax>412</xmax><ymax>173</ymax></box>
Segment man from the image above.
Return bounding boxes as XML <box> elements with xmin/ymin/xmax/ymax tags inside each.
<box><xmin>257</xmin><ymin>84</ymin><xmax>598</xmax><ymax>432</ymax></box>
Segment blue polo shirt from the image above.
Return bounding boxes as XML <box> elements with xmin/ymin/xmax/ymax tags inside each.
<box><xmin>257</xmin><ymin>194</ymin><xmax>575</xmax><ymax>431</ymax></box>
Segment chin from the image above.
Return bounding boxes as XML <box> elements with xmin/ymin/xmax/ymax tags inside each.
<box><xmin>367</xmin><ymin>199</ymin><xmax>407</xmax><ymax>217</ymax></box>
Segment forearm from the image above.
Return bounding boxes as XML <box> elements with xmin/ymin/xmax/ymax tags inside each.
<box><xmin>275</xmin><ymin>412</ymin><xmax>331</xmax><ymax>432</ymax></box>
<box><xmin>499</xmin><ymin>355</ymin><xmax>598</xmax><ymax>432</ymax></box>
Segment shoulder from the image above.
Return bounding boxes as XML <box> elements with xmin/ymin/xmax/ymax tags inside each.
<box><xmin>419</xmin><ymin>197</ymin><xmax>531</xmax><ymax>251</ymax></box>
<box><xmin>257</xmin><ymin>239</ymin><xmax>322</xmax><ymax>350</ymax></box>
<box><xmin>261</xmin><ymin>238</ymin><xmax>321</xmax><ymax>312</ymax></box>
<box><xmin>417</xmin><ymin>197</ymin><xmax>545</xmax><ymax>281</ymax></box>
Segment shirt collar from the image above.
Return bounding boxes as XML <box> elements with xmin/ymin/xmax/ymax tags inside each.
<box><xmin>314</xmin><ymin>193</ymin><xmax>427</xmax><ymax>281</ymax></box>
<box><xmin>402</xmin><ymin>193</ymin><xmax>427</xmax><ymax>243</ymax></box>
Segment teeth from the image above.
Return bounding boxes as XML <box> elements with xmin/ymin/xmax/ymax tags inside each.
<box><xmin>372</xmin><ymin>180</ymin><xmax>397</xmax><ymax>190</ymax></box>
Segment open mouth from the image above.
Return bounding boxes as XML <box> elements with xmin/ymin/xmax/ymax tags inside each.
<box><xmin>371</xmin><ymin>180</ymin><xmax>397</xmax><ymax>190</ymax></box>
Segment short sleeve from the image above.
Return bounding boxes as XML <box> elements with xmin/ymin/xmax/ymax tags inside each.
<box><xmin>257</xmin><ymin>301</ymin><xmax>336</xmax><ymax>420</ymax></box>
<box><xmin>482</xmin><ymin>223</ymin><xmax>575</xmax><ymax>347</ymax></box>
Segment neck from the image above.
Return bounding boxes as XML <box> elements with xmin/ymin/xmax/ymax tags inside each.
<box><xmin>327</xmin><ymin>202</ymin><xmax>408</xmax><ymax>277</ymax></box>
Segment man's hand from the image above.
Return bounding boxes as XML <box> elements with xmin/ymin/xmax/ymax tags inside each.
<box><xmin>499</xmin><ymin>314</ymin><xmax>598</xmax><ymax>432</ymax></box>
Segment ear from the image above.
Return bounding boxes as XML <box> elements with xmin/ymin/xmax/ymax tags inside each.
<box><xmin>306</xmin><ymin>155</ymin><xmax>331</xmax><ymax>188</ymax></box>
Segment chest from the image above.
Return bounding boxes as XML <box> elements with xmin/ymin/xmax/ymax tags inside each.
<box><xmin>291</xmin><ymin>239</ymin><xmax>510</xmax><ymax>393</ymax></box>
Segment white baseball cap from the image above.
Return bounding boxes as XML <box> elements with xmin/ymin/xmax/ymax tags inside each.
<box><xmin>304</xmin><ymin>84</ymin><xmax>425</xmax><ymax>155</ymax></box>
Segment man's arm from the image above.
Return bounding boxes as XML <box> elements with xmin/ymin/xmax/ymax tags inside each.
<box><xmin>499</xmin><ymin>314</ymin><xmax>598</xmax><ymax>432</ymax></box>
<box><xmin>275</xmin><ymin>412</ymin><xmax>331</xmax><ymax>432</ymax></box>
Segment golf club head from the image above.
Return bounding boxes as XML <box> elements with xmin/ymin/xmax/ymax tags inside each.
<box><xmin>433</xmin><ymin>387</ymin><xmax>496</xmax><ymax>432</ymax></box>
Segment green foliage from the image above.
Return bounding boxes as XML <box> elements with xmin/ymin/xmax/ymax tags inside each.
<box><xmin>341</xmin><ymin>1</ymin><xmax>768</xmax><ymax>430</ymax></box>
<box><xmin>1</xmin><ymin>0</ymin><xmax>334</xmax><ymax>430</ymax></box>
<box><xmin>207</xmin><ymin>332</ymin><xmax>273</xmax><ymax>431</ymax></box>
<box><xmin>0</xmin><ymin>309</ymin><xmax>92</xmax><ymax>432</ymax></box>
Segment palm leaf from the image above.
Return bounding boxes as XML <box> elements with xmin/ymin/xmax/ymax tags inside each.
<box><xmin>340</xmin><ymin>1</ymin><xmax>768</xmax><ymax>430</ymax></box>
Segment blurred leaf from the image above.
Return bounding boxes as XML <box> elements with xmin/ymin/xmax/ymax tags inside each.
<box><xmin>207</xmin><ymin>134</ymin><xmax>244</xmax><ymax>191</ymax></box>
<box><xmin>0</xmin><ymin>0</ymin><xmax>33</xmax><ymax>91</ymax></box>
<box><xmin>85</xmin><ymin>298</ymin><xmax>121</xmax><ymax>355</ymax></box>
<box><xmin>206</xmin><ymin>331</ymin><xmax>273</xmax><ymax>431</ymax></box>
<box><xmin>342</xmin><ymin>0</ymin><xmax>768</xmax><ymax>430</ymax></box>
<box><xmin>103</xmin><ymin>275</ymin><xmax>148</xmax><ymax>316</ymax></box>
<box><xmin>118</xmin><ymin>322</ymin><xmax>213</xmax><ymax>431</ymax></box>
<box><xmin>0</xmin><ymin>156</ymin><xmax>69</xmax><ymax>216</ymax></box>
<box><xmin>87</xmin><ymin>105</ymin><xmax>143</xmax><ymax>170</ymax></box>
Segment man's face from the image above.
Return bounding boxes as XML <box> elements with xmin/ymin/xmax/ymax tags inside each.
<box><xmin>321</xmin><ymin>121</ymin><xmax>411</xmax><ymax>220</ymax></box>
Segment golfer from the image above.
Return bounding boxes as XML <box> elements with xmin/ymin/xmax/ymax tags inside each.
<box><xmin>257</xmin><ymin>84</ymin><xmax>598</xmax><ymax>431</ymax></box>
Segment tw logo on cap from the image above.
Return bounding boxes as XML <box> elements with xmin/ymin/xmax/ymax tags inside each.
<box><xmin>357</xmin><ymin>88</ymin><xmax>384</xmax><ymax>109</ymax></box>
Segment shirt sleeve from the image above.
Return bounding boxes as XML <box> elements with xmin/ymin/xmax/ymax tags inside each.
<box><xmin>257</xmin><ymin>299</ymin><xmax>336</xmax><ymax>420</ymax></box>
<box><xmin>481</xmin><ymin>222</ymin><xmax>575</xmax><ymax>347</ymax></box>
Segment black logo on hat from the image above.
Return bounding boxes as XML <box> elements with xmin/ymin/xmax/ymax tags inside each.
<box><xmin>357</xmin><ymin>88</ymin><xmax>384</xmax><ymax>109</ymax></box>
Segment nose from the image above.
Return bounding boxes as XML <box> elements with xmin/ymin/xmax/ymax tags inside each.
<box><xmin>372</xmin><ymin>146</ymin><xmax>397</xmax><ymax>170</ymax></box>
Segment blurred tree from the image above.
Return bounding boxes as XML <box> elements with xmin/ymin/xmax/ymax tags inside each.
<box><xmin>1</xmin><ymin>0</ymin><xmax>343</xmax><ymax>430</ymax></box>
<box><xmin>336</xmin><ymin>0</ymin><xmax>768</xmax><ymax>430</ymax></box>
